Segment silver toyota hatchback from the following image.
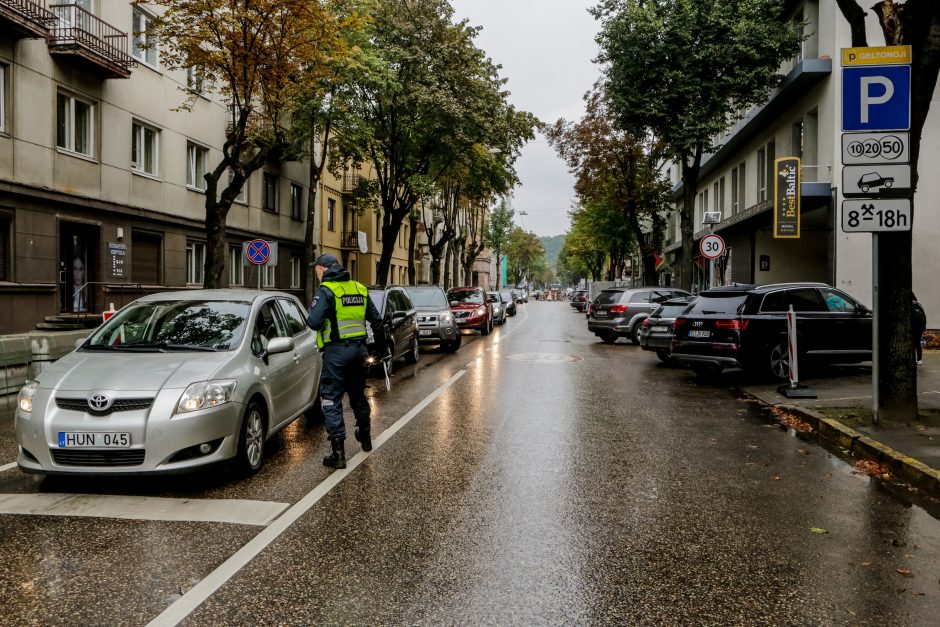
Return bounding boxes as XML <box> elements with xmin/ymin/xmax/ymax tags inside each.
<box><xmin>15</xmin><ymin>290</ymin><xmax>322</xmax><ymax>475</ymax></box>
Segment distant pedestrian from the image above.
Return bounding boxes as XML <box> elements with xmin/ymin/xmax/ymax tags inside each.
<box><xmin>912</xmin><ymin>293</ymin><xmax>927</xmax><ymax>365</ymax></box>
<box><xmin>306</xmin><ymin>253</ymin><xmax>383</xmax><ymax>469</ymax></box>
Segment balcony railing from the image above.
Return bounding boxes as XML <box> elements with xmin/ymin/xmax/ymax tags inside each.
<box><xmin>48</xmin><ymin>3</ymin><xmax>135</xmax><ymax>79</ymax></box>
<box><xmin>342</xmin><ymin>173</ymin><xmax>361</xmax><ymax>193</ymax></box>
<box><xmin>0</xmin><ymin>0</ymin><xmax>58</xmax><ymax>38</ymax></box>
<box><xmin>340</xmin><ymin>231</ymin><xmax>360</xmax><ymax>249</ymax></box>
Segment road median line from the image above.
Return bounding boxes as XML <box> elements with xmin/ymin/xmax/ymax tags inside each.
<box><xmin>147</xmin><ymin>367</ymin><xmax>468</xmax><ymax>627</ymax></box>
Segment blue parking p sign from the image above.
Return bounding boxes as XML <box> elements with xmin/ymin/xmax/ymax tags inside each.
<box><xmin>842</xmin><ymin>65</ymin><xmax>911</xmax><ymax>131</ymax></box>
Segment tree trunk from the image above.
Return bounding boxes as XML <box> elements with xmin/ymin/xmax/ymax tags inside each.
<box><xmin>407</xmin><ymin>215</ymin><xmax>418</xmax><ymax>285</ymax></box>
<box><xmin>443</xmin><ymin>240</ymin><xmax>454</xmax><ymax>289</ymax></box>
<box><xmin>203</xmin><ymin>203</ymin><xmax>228</xmax><ymax>289</ymax></box>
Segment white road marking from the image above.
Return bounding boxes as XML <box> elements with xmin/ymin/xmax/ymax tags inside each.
<box><xmin>0</xmin><ymin>462</ymin><xmax>17</xmax><ymax>473</ymax></box>
<box><xmin>0</xmin><ymin>494</ymin><xmax>288</xmax><ymax>526</ymax></box>
<box><xmin>147</xmin><ymin>367</ymin><xmax>468</xmax><ymax>627</ymax></box>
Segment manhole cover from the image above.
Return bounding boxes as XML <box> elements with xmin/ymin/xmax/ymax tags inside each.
<box><xmin>502</xmin><ymin>352</ymin><xmax>583</xmax><ymax>364</ymax></box>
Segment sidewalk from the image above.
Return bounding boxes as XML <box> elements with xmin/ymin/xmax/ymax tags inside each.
<box><xmin>742</xmin><ymin>352</ymin><xmax>940</xmax><ymax>495</ymax></box>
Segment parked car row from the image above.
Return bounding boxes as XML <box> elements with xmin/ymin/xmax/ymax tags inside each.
<box><xmin>14</xmin><ymin>283</ymin><xmax>524</xmax><ymax>477</ymax></box>
<box><xmin>624</xmin><ymin>283</ymin><xmax>872</xmax><ymax>380</ymax></box>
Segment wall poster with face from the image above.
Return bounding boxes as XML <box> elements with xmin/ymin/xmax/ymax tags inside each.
<box><xmin>60</xmin><ymin>223</ymin><xmax>96</xmax><ymax>313</ymax></box>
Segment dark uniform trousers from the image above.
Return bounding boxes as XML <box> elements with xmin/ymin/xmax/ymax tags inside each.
<box><xmin>320</xmin><ymin>340</ymin><xmax>370</xmax><ymax>440</ymax></box>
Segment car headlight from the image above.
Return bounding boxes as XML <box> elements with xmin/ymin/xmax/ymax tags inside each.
<box><xmin>474</xmin><ymin>306</ymin><xmax>486</xmax><ymax>316</ymax></box>
<box><xmin>177</xmin><ymin>380</ymin><xmax>237</xmax><ymax>414</ymax></box>
<box><xmin>366</xmin><ymin>356</ymin><xmax>376</xmax><ymax>364</ymax></box>
<box><xmin>18</xmin><ymin>381</ymin><xmax>39</xmax><ymax>413</ymax></box>
<box><xmin>439</xmin><ymin>311</ymin><xmax>454</xmax><ymax>324</ymax></box>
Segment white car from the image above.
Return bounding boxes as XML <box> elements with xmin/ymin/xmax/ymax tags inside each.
<box><xmin>15</xmin><ymin>290</ymin><xmax>321</xmax><ymax>475</ymax></box>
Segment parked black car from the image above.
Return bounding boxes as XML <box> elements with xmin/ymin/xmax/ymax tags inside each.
<box><xmin>499</xmin><ymin>290</ymin><xmax>517</xmax><ymax>316</ymax></box>
<box><xmin>588</xmin><ymin>287</ymin><xmax>692</xmax><ymax>344</ymax></box>
<box><xmin>670</xmin><ymin>283</ymin><xmax>872</xmax><ymax>379</ymax></box>
<box><xmin>639</xmin><ymin>297</ymin><xmax>694</xmax><ymax>362</ymax></box>
<box><xmin>366</xmin><ymin>285</ymin><xmax>420</xmax><ymax>373</ymax></box>
<box><xmin>570</xmin><ymin>290</ymin><xmax>589</xmax><ymax>312</ymax></box>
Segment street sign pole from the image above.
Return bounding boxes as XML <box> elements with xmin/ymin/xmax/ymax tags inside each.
<box><xmin>872</xmin><ymin>234</ymin><xmax>879</xmax><ymax>422</ymax></box>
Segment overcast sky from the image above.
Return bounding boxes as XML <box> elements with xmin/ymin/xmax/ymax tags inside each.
<box><xmin>450</xmin><ymin>0</ymin><xmax>602</xmax><ymax>237</ymax></box>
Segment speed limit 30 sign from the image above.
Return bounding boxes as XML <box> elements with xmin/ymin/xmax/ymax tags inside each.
<box><xmin>700</xmin><ymin>234</ymin><xmax>725</xmax><ymax>259</ymax></box>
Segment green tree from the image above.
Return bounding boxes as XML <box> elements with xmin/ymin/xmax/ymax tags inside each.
<box><xmin>545</xmin><ymin>85</ymin><xmax>670</xmax><ymax>284</ymax></box>
<box><xmin>561</xmin><ymin>215</ymin><xmax>608</xmax><ymax>281</ymax></box>
<box><xmin>505</xmin><ymin>227</ymin><xmax>546</xmax><ymax>287</ymax></box>
<box><xmin>332</xmin><ymin>0</ymin><xmax>536</xmax><ymax>285</ymax></box>
<box><xmin>593</xmin><ymin>0</ymin><xmax>801</xmax><ymax>290</ymax></box>
<box><xmin>154</xmin><ymin>0</ymin><xmax>351</xmax><ymax>288</ymax></box>
<box><xmin>484</xmin><ymin>199</ymin><xmax>514</xmax><ymax>288</ymax></box>
<box><xmin>835</xmin><ymin>0</ymin><xmax>940</xmax><ymax>420</ymax></box>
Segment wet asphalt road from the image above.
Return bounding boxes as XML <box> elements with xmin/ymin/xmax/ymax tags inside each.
<box><xmin>1</xmin><ymin>301</ymin><xmax>939</xmax><ymax>625</ymax></box>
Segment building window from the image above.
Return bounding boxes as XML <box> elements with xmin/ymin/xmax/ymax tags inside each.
<box><xmin>757</xmin><ymin>147</ymin><xmax>767</xmax><ymax>202</ymax></box>
<box><xmin>376</xmin><ymin>211</ymin><xmax>382</xmax><ymax>240</ymax></box>
<box><xmin>290</xmin><ymin>184</ymin><xmax>303</xmax><ymax>220</ymax></box>
<box><xmin>131</xmin><ymin>121</ymin><xmax>159</xmax><ymax>176</ymax></box>
<box><xmin>0</xmin><ymin>213</ymin><xmax>10</xmax><ymax>281</ymax></box>
<box><xmin>737</xmin><ymin>162</ymin><xmax>746</xmax><ymax>210</ymax></box>
<box><xmin>263</xmin><ymin>172</ymin><xmax>277</xmax><ymax>212</ymax></box>
<box><xmin>229</xmin><ymin>246</ymin><xmax>244</xmax><ymax>286</ymax></box>
<box><xmin>718</xmin><ymin>177</ymin><xmax>725</xmax><ymax>213</ymax></box>
<box><xmin>791</xmin><ymin>120</ymin><xmax>804</xmax><ymax>160</ymax></box>
<box><xmin>290</xmin><ymin>255</ymin><xmax>301</xmax><ymax>288</ymax></box>
<box><xmin>131</xmin><ymin>231</ymin><xmax>162</xmax><ymax>285</ymax></box>
<box><xmin>765</xmin><ymin>140</ymin><xmax>776</xmax><ymax>198</ymax></box>
<box><xmin>186</xmin><ymin>142</ymin><xmax>208</xmax><ymax>190</ymax></box>
<box><xmin>56</xmin><ymin>93</ymin><xmax>93</xmax><ymax>157</ymax></box>
<box><xmin>731</xmin><ymin>168</ymin><xmax>739</xmax><ymax>214</ymax></box>
<box><xmin>712</xmin><ymin>181</ymin><xmax>719</xmax><ymax>212</ymax></box>
<box><xmin>186</xmin><ymin>66</ymin><xmax>204</xmax><ymax>93</ymax></box>
<box><xmin>131</xmin><ymin>7</ymin><xmax>158</xmax><ymax>68</ymax></box>
<box><xmin>0</xmin><ymin>64</ymin><xmax>6</xmax><ymax>133</ymax></box>
<box><xmin>228</xmin><ymin>169</ymin><xmax>246</xmax><ymax>204</ymax></box>
<box><xmin>186</xmin><ymin>241</ymin><xmax>205</xmax><ymax>285</ymax></box>
<box><xmin>327</xmin><ymin>198</ymin><xmax>335</xmax><ymax>231</ymax></box>
<box><xmin>262</xmin><ymin>264</ymin><xmax>275</xmax><ymax>288</ymax></box>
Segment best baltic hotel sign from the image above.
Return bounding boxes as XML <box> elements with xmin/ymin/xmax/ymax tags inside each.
<box><xmin>774</xmin><ymin>157</ymin><xmax>801</xmax><ymax>239</ymax></box>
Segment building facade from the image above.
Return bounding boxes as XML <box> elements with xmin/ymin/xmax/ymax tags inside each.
<box><xmin>662</xmin><ymin>0</ymin><xmax>939</xmax><ymax>326</ymax></box>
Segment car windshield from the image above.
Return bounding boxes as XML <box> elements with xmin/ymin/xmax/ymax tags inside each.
<box><xmin>684</xmin><ymin>294</ymin><xmax>748</xmax><ymax>316</ymax></box>
<box><xmin>448</xmin><ymin>290</ymin><xmax>484</xmax><ymax>304</ymax></box>
<box><xmin>487</xmin><ymin>292</ymin><xmax>502</xmax><ymax>302</ymax></box>
<box><xmin>655</xmin><ymin>303</ymin><xmax>690</xmax><ymax>318</ymax></box>
<box><xmin>406</xmin><ymin>287</ymin><xmax>448</xmax><ymax>308</ymax></box>
<box><xmin>500</xmin><ymin>291</ymin><xmax>513</xmax><ymax>301</ymax></box>
<box><xmin>84</xmin><ymin>300</ymin><xmax>251</xmax><ymax>351</ymax></box>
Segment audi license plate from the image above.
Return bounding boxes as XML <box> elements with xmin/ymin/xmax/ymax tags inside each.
<box><xmin>58</xmin><ymin>432</ymin><xmax>131</xmax><ymax>448</ymax></box>
<box><xmin>419</xmin><ymin>330</ymin><xmax>433</xmax><ymax>336</ymax></box>
<box><xmin>688</xmin><ymin>330</ymin><xmax>711</xmax><ymax>338</ymax></box>
<box><xmin>652</xmin><ymin>325</ymin><xmax>669</xmax><ymax>333</ymax></box>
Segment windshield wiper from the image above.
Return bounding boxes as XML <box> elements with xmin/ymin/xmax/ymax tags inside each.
<box><xmin>80</xmin><ymin>344</ymin><xmax>120</xmax><ymax>351</ymax></box>
<box><xmin>150</xmin><ymin>343</ymin><xmax>219</xmax><ymax>352</ymax></box>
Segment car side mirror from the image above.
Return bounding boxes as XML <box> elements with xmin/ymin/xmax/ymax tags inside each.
<box><xmin>856</xmin><ymin>304</ymin><xmax>871</xmax><ymax>316</ymax></box>
<box><xmin>265</xmin><ymin>336</ymin><xmax>294</xmax><ymax>355</ymax></box>
<box><xmin>392</xmin><ymin>311</ymin><xmax>407</xmax><ymax>321</ymax></box>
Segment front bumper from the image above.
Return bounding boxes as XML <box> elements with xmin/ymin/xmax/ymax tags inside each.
<box><xmin>417</xmin><ymin>322</ymin><xmax>459</xmax><ymax>344</ymax></box>
<box><xmin>455</xmin><ymin>314</ymin><xmax>487</xmax><ymax>329</ymax></box>
<box><xmin>15</xmin><ymin>388</ymin><xmax>245</xmax><ymax>475</ymax></box>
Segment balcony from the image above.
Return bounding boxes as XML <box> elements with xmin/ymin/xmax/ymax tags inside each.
<box><xmin>342</xmin><ymin>173</ymin><xmax>361</xmax><ymax>194</ymax></box>
<box><xmin>48</xmin><ymin>3</ymin><xmax>135</xmax><ymax>79</ymax></box>
<box><xmin>0</xmin><ymin>0</ymin><xmax>57</xmax><ymax>38</ymax></box>
<box><xmin>339</xmin><ymin>231</ymin><xmax>360</xmax><ymax>250</ymax></box>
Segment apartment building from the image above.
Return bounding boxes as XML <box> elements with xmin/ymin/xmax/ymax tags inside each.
<box><xmin>662</xmin><ymin>0</ymin><xmax>939</xmax><ymax>326</ymax></box>
<box><xmin>0</xmin><ymin>1</ymin><xmax>312</xmax><ymax>334</ymax></box>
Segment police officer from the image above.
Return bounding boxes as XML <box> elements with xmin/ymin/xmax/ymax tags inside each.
<box><xmin>306</xmin><ymin>253</ymin><xmax>382</xmax><ymax>469</ymax></box>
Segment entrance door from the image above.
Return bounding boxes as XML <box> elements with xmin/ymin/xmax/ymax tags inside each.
<box><xmin>59</xmin><ymin>222</ymin><xmax>98</xmax><ymax>313</ymax></box>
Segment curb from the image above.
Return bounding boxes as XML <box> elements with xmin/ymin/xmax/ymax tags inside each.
<box><xmin>772</xmin><ymin>404</ymin><xmax>940</xmax><ymax>497</ymax></box>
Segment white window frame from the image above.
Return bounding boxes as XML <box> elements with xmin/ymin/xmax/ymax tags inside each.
<box><xmin>229</xmin><ymin>246</ymin><xmax>244</xmax><ymax>286</ymax></box>
<box><xmin>186</xmin><ymin>66</ymin><xmax>204</xmax><ymax>94</ymax></box>
<box><xmin>186</xmin><ymin>241</ymin><xmax>205</xmax><ymax>285</ymax></box>
<box><xmin>757</xmin><ymin>148</ymin><xmax>767</xmax><ymax>202</ymax></box>
<box><xmin>263</xmin><ymin>172</ymin><xmax>278</xmax><ymax>212</ymax></box>
<box><xmin>131</xmin><ymin>121</ymin><xmax>159</xmax><ymax>177</ymax></box>
<box><xmin>0</xmin><ymin>64</ymin><xmax>6</xmax><ymax>134</ymax></box>
<box><xmin>262</xmin><ymin>264</ymin><xmax>276</xmax><ymax>288</ymax></box>
<box><xmin>186</xmin><ymin>142</ymin><xmax>208</xmax><ymax>191</ymax></box>
<box><xmin>290</xmin><ymin>256</ymin><xmax>301</xmax><ymax>288</ymax></box>
<box><xmin>56</xmin><ymin>92</ymin><xmax>94</xmax><ymax>157</ymax></box>
<box><xmin>228</xmin><ymin>168</ymin><xmax>247</xmax><ymax>204</ymax></box>
<box><xmin>131</xmin><ymin>7</ymin><xmax>159</xmax><ymax>69</ymax></box>
<box><xmin>290</xmin><ymin>183</ymin><xmax>303</xmax><ymax>220</ymax></box>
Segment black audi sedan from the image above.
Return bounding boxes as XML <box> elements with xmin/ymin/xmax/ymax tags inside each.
<box><xmin>366</xmin><ymin>285</ymin><xmax>420</xmax><ymax>374</ymax></box>
<box><xmin>670</xmin><ymin>283</ymin><xmax>872</xmax><ymax>379</ymax></box>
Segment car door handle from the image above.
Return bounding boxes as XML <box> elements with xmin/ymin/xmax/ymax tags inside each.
<box><xmin>292</xmin><ymin>353</ymin><xmax>302</xmax><ymax>363</ymax></box>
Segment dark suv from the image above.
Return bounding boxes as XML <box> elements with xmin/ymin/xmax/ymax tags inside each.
<box><xmin>587</xmin><ymin>287</ymin><xmax>692</xmax><ymax>344</ymax></box>
<box><xmin>670</xmin><ymin>283</ymin><xmax>872</xmax><ymax>379</ymax></box>
<box><xmin>367</xmin><ymin>285</ymin><xmax>420</xmax><ymax>373</ymax></box>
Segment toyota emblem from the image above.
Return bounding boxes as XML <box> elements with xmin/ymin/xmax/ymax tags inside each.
<box><xmin>88</xmin><ymin>394</ymin><xmax>113</xmax><ymax>411</ymax></box>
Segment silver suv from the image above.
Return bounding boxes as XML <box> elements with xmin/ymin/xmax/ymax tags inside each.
<box><xmin>404</xmin><ymin>285</ymin><xmax>461</xmax><ymax>352</ymax></box>
<box><xmin>587</xmin><ymin>287</ymin><xmax>692</xmax><ymax>344</ymax></box>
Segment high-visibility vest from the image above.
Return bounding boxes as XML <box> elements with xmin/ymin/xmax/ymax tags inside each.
<box><xmin>317</xmin><ymin>279</ymin><xmax>369</xmax><ymax>348</ymax></box>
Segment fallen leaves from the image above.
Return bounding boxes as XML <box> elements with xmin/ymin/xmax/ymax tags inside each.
<box><xmin>852</xmin><ymin>459</ymin><xmax>892</xmax><ymax>479</ymax></box>
<box><xmin>896</xmin><ymin>568</ymin><xmax>914</xmax><ymax>577</ymax></box>
<box><xmin>771</xmin><ymin>407</ymin><xmax>815</xmax><ymax>432</ymax></box>
<box><xmin>810</xmin><ymin>527</ymin><xmax>828</xmax><ymax>534</ymax></box>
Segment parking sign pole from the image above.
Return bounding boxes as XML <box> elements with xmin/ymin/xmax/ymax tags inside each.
<box><xmin>872</xmin><ymin>234</ymin><xmax>880</xmax><ymax>423</ymax></box>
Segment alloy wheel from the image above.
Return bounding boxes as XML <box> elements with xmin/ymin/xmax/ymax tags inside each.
<box><xmin>244</xmin><ymin>407</ymin><xmax>264</xmax><ymax>469</ymax></box>
<box><xmin>769</xmin><ymin>342</ymin><xmax>790</xmax><ymax>380</ymax></box>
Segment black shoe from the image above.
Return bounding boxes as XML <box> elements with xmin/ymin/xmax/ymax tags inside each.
<box><xmin>355</xmin><ymin>427</ymin><xmax>372</xmax><ymax>452</ymax></box>
<box><xmin>323</xmin><ymin>438</ymin><xmax>346</xmax><ymax>469</ymax></box>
